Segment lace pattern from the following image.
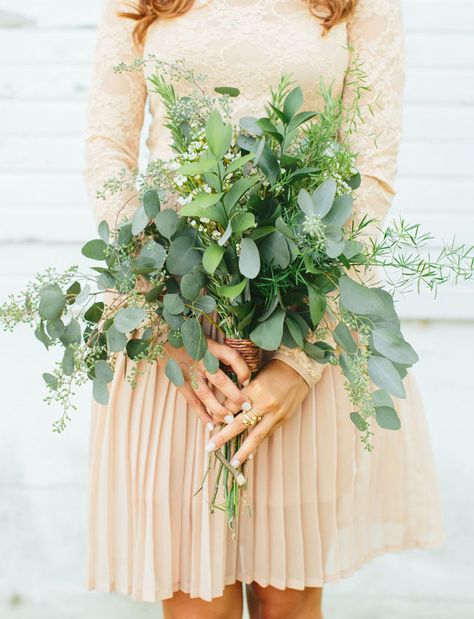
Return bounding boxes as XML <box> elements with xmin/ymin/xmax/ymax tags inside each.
<box><xmin>84</xmin><ymin>0</ymin><xmax>405</xmax><ymax>387</ymax></box>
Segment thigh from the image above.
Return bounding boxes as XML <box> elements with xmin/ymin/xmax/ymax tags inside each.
<box><xmin>246</xmin><ymin>583</ymin><xmax>323</xmax><ymax>619</ymax></box>
<box><xmin>163</xmin><ymin>582</ymin><xmax>243</xmax><ymax>619</ymax></box>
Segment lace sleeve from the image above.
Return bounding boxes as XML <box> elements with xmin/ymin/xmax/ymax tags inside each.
<box><xmin>272</xmin><ymin>0</ymin><xmax>405</xmax><ymax>388</ymax></box>
<box><xmin>83</xmin><ymin>0</ymin><xmax>147</xmax><ymax>230</ymax></box>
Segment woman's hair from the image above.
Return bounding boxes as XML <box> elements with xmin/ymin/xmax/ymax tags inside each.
<box><xmin>120</xmin><ymin>0</ymin><xmax>357</xmax><ymax>44</ymax></box>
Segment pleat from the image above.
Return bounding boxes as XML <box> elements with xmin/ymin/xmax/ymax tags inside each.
<box><xmin>86</xmin><ymin>344</ymin><xmax>445</xmax><ymax>602</ymax></box>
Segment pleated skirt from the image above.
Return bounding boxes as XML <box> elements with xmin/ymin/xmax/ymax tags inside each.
<box><xmin>85</xmin><ymin>339</ymin><xmax>445</xmax><ymax>602</ymax></box>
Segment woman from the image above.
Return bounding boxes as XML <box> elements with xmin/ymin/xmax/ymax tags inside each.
<box><xmin>83</xmin><ymin>0</ymin><xmax>445</xmax><ymax>617</ymax></box>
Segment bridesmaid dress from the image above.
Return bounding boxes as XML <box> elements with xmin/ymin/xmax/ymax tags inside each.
<box><xmin>83</xmin><ymin>0</ymin><xmax>445</xmax><ymax>602</ymax></box>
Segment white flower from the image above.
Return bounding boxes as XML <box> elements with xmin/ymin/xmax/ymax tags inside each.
<box><xmin>200</xmin><ymin>217</ymin><xmax>210</xmax><ymax>223</ymax></box>
<box><xmin>175</xmin><ymin>175</ymin><xmax>187</xmax><ymax>187</ymax></box>
<box><xmin>202</xmin><ymin>184</ymin><xmax>212</xmax><ymax>193</ymax></box>
<box><xmin>212</xmin><ymin>230</ymin><xmax>222</xmax><ymax>240</ymax></box>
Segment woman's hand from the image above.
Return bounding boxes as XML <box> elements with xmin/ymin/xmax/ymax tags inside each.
<box><xmin>205</xmin><ymin>359</ymin><xmax>310</xmax><ymax>466</ymax></box>
<box><xmin>163</xmin><ymin>338</ymin><xmax>252</xmax><ymax>430</ymax></box>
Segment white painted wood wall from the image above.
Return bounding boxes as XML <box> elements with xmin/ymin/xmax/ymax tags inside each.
<box><xmin>0</xmin><ymin>1</ymin><xmax>473</xmax><ymax>618</ymax></box>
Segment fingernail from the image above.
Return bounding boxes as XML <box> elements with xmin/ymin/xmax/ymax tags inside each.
<box><xmin>236</xmin><ymin>473</ymin><xmax>246</xmax><ymax>487</ymax></box>
<box><xmin>231</xmin><ymin>458</ymin><xmax>240</xmax><ymax>468</ymax></box>
<box><xmin>243</xmin><ymin>378</ymin><xmax>250</xmax><ymax>387</ymax></box>
<box><xmin>224</xmin><ymin>414</ymin><xmax>234</xmax><ymax>425</ymax></box>
<box><xmin>241</xmin><ymin>401</ymin><xmax>252</xmax><ymax>411</ymax></box>
<box><xmin>248</xmin><ymin>452</ymin><xmax>254</xmax><ymax>461</ymax></box>
<box><xmin>205</xmin><ymin>441</ymin><xmax>216</xmax><ymax>452</ymax></box>
<box><xmin>206</xmin><ymin>422</ymin><xmax>215</xmax><ymax>431</ymax></box>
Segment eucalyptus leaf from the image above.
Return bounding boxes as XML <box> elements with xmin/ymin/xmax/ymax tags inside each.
<box><xmin>239</xmin><ymin>116</ymin><xmax>263</xmax><ymax>136</ymax></box>
<box><xmin>142</xmin><ymin>188</ymin><xmax>160</xmax><ymax>218</ymax></box>
<box><xmin>375</xmin><ymin>406</ymin><xmax>401</xmax><ymax>430</ymax></box>
<box><xmin>165</xmin><ymin>357</ymin><xmax>185</xmax><ymax>386</ymax></box>
<box><xmin>322</xmin><ymin>194</ymin><xmax>353</xmax><ymax>227</ymax></box>
<box><xmin>260</xmin><ymin>231</ymin><xmax>290</xmax><ymax>269</ymax></box>
<box><xmin>166</xmin><ymin>235</ymin><xmax>202</xmax><ymax>275</ymax></box>
<box><xmin>307</xmin><ymin>285</ymin><xmax>326</xmax><ymax>327</ymax></box>
<box><xmin>368</xmin><ymin>356</ymin><xmax>406</xmax><ymax>398</ymax></box>
<box><xmin>371</xmin><ymin>327</ymin><xmax>419</xmax><ymax>365</ymax></box>
<box><xmin>84</xmin><ymin>301</ymin><xmax>104</xmax><ymax>324</ymax></box>
<box><xmin>163</xmin><ymin>293</ymin><xmax>185</xmax><ymax>315</ymax></box>
<box><xmin>181</xmin><ymin>317</ymin><xmax>207</xmax><ymax>360</ymax></box>
<box><xmin>126</xmin><ymin>338</ymin><xmax>149</xmax><ymax>360</ymax></box>
<box><xmin>167</xmin><ymin>329</ymin><xmax>183</xmax><ymax>349</ymax></box>
<box><xmin>46</xmin><ymin>318</ymin><xmax>65</xmax><ymax>340</ymax></box>
<box><xmin>106</xmin><ymin>325</ymin><xmax>127</xmax><ymax>352</ymax></box>
<box><xmin>60</xmin><ymin>318</ymin><xmax>81</xmax><ymax>346</ymax></box>
<box><xmin>350</xmin><ymin>412</ymin><xmax>368</xmax><ymax>432</ymax></box>
<box><xmin>155</xmin><ymin>209</ymin><xmax>179</xmax><ymax>239</ymax></box>
<box><xmin>38</xmin><ymin>284</ymin><xmax>66</xmax><ymax>321</ymax></box>
<box><xmin>193</xmin><ymin>295</ymin><xmax>216</xmax><ymax>314</ymax></box>
<box><xmin>95</xmin><ymin>360</ymin><xmax>113</xmax><ymax>383</ymax></box>
<box><xmin>339</xmin><ymin>276</ymin><xmax>386</xmax><ymax>317</ymax></box>
<box><xmin>61</xmin><ymin>348</ymin><xmax>74</xmax><ymax>376</ymax></box>
<box><xmin>297</xmin><ymin>188</ymin><xmax>315</xmax><ymax>216</ymax></box>
<box><xmin>372</xmin><ymin>389</ymin><xmax>394</xmax><ymax>408</ymax></box>
<box><xmin>232</xmin><ymin>212</ymin><xmax>255</xmax><ymax>235</ymax></box>
<box><xmin>131</xmin><ymin>205</ymin><xmax>149</xmax><ymax>235</ymax></box>
<box><xmin>285</xmin><ymin>314</ymin><xmax>305</xmax><ymax>348</ymax></box>
<box><xmin>334</xmin><ymin>322</ymin><xmax>357</xmax><ymax>353</ymax></box>
<box><xmin>250</xmin><ymin>308</ymin><xmax>285</xmax><ymax>351</ymax></box>
<box><xmin>98</xmin><ymin>220</ymin><xmax>109</xmax><ymax>244</ymax></box>
<box><xmin>113</xmin><ymin>306</ymin><xmax>147</xmax><ymax>333</ymax></box>
<box><xmin>238</xmin><ymin>237</ymin><xmax>260</xmax><ymax>279</ymax></box>
<box><xmin>42</xmin><ymin>372</ymin><xmax>58</xmax><ymax>391</ymax></box>
<box><xmin>81</xmin><ymin>239</ymin><xmax>107</xmax><ymax>261</ymax></box>
<box><xmin>312</xmin><ymin>178</ymin><xmax>337</xmax><ymax>218</ymax></box>
<box><xmin>203</xmin><ymin>351</ymin><xmax>220</xmax><ymax>374</ymax></box>
<box><xmin>180</xmin><ymin>273</ymin><xmax>202</xmax><ymax>301</ymax></box>
<box><xmin>214</xmin><ymin>85</ymin><xmax>240</xmax><ymax>97</ymax></box>
<box><xmin>93</xmin><ymin>378</ymin><xmax>109</xmax><ymax>405</ymax></box>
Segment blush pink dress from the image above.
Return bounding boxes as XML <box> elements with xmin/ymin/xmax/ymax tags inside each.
<box><xmin>83</xmin><ymin>0</ymin><xmax>445</xmax><ymax>602</ymax></box>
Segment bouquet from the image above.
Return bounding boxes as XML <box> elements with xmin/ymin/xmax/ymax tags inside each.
<box><xmin>2</xmin><ymin>58</ymin><xmax>473</xmax><ymax>530</ymax></box>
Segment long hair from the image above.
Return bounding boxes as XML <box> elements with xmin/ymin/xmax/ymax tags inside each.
<box><xmin>120</xmin><ymin>0</ymin><xmax>358</xmax><ymax>44</ymax></box>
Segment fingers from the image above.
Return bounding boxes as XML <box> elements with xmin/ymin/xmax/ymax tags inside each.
<box><xmin>207</xmin><ymin>340</ymin><xmax>251</xmax><ymax>386</ymax></box>
<box><xmin>228</xmin><ymin>414</ymin><xmax>275</xmax><ymax>467</ymax></box>
<box><xmin>205</xmin><ymin>403</ymin><xmax>265</xmax><ymax>453</ymax></box>
<box><xmin>179</xmin><ymin>384</ymin><xmax>215</xmax><ymax>431</ymax></box>
<box><xmin>191</xmin><ymin>373</ymin><xmax>233</xmax><ymax>424</ymax></box>
<box><xmin>203</xmin><ymin>368</ymin><xmax>251</xmax><ymax>413</ymax></box>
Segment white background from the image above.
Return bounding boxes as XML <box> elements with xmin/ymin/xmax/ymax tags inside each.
<box><xmin>0</xmin><ymin>0</ymin><xmax>473</xmax><ymax>617</ymax></box>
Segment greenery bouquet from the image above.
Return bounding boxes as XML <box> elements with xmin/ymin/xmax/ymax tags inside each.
<box><xmin>1</xmin><ymin>57</ymin><xmax>473</xmax><ymax>529</ymax></box>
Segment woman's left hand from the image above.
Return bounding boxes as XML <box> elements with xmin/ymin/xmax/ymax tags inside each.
<box><xmin>205</xmin><ymin>359</ymin><xmax>310</xmax><ymax>467</ymax></box>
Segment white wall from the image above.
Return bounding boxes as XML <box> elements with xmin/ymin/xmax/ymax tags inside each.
<box><xmin>0</xmin><ymin>1</ymin><xmax>473</xmax><ymax>617</ymax></box>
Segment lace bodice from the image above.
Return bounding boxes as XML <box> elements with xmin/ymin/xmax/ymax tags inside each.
<box><xmin>84</xmin><ymin>0</ymin><xmax>405</xmax><ymax>387</ymax></box>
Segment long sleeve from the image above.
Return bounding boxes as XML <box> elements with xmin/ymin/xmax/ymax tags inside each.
<box><xmin>272</xmin><ymin>0</ymin><xmax>405</xmax><ymax>388</ymax></box>
<box><xmin>84</xmin><ymin>0</ymin><xmax>147</xmax><ymax>230</ymax></box>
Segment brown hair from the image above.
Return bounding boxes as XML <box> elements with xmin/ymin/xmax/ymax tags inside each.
<box><xmin>120</xmin><ymin>0</ymin><xmax>358</xmax><ymax>44</ymax></box>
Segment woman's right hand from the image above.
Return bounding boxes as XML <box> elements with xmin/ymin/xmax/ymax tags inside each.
<box><xmin>163</xmin><ymin>338</ymin><xmax>252</xmax><ymax>430</ymax></box>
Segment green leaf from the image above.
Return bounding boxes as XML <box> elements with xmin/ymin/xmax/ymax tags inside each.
<box><xmin>178</xmin><ymin>202</ymin><xmax>225</xmax><ymax>224</ymax></box>
<box><xmin>307</xmin><ymin>285</ymin><xmax>326</xmax><ymax>327</ymax></box>
<box><xmin>285</xmin><ymin>314</ymin><xmax>305</xmax><ymax>348</ymax></box>
<box><xmin>350</xmin><ymin>412</ymin><xmax>368</xmax><ymax>432</ymax></box>
<box><xmin>42</xmin><ymin>372</ymin><xmax>58</xmax><ymax>391</ymax></box>
<box><xmin>155</xmin><ymin>209</ymin><xmax>179</xmax><ymax>239</ymax></box>
<box><xmin>180</xmin><ymin>273</ymin><xmax>202</xmax><ymax>301</ymax></box>
<box><xmin>322</xmin><ymin>194</ymin><xmax>353</xmax><ymax>227</ymax></box>
<box><xmin>368</xmin><ymin>356</ymin><xmax>406</xmax><ymax>398</ymax></box>
<box><xmin>326</xmin><ymin>236</ymin><xmax>345</xmax><ymax>259</ymax></box>
<box><xmin>287</xmin><ymin>110</ymin><xmax>317</xmax><ymax>133</ymax></box>
<box><xmin>142</xmin><ymin>188</ymin><xmax>160</xmax><ymax>218</ymax></box>
<box><xmin>117</xmin><ymin>222</ymin><xmax>132</xmax><ymax>245</ymax></box>
<box><xmin>186</xmin><ymin>191</ymin><xmax>224</xmax><ymax>210</ymax></box>
<box><xmin>163</xmin><ymin>309</ymin><xmax>184</xmax><ymax>330</ymax></box>
<box><xmin>95</xmin><ymin>360</ymin><xmax>113</xmax><ymax>383</ymax></box>
<box><xmin>223</xmin><ymin>176</ymin><xmax>260</xmax><ymax>211</ymax></box>
<box><xmin>97</xmin><ymin>271</ymin><xmax>116</xmax><ymax>289</ymax></box>
<box><xmin>166</xmin><ymin>235</ymin><xmax>202</xmax><ymax>276</ymax></box>
<box><xmin>38</xmin><ymin>284</ymin><xmax>66</xmax><ymax>321</ymax></box>
<box><xmin>250</xmin><ymin>308</ymin><xmax>285</xmax><ymax>351</ymax></box>
<box><xmin>167</xmin><ymin>329</ymin><xmax>183</xmax><ymax>348</ymax></box>
<box><xmin>62</xmin><ymin>348</ymin><xmax>74</xmax><ymax>376</ymax></box>
<box><xmin>46</xmin><ymin>318</ymin><xmax>65</xmax><ymax>340</ymax></box>
<box><xmin>285</xmin><ymin>166</ymin><xmax>320</xmax><ymax>183</ymax></box>
<box><xmin>165</xmin><ymin>357</ymin><xmax>185</xmax><ymax>386</ymax></box>
<box><xmin>113</xmin><ymin>306</ymin><xmax>147</xmax><ymax>333</ymax></box>
<box><xmin>163</xmin><ymin>293</ymin><xmax>185</xmax><ymax>315</ymax></box>
<box><xmin>371</xmin><ymin>327</ymin><xmax>419</xmax><ymax>365</ymax></box>
<box><xmin>339</xmin><ymin>276</ymin><xmax>386</xmax><ymax>317</ymax></box>
<box><xmin>260</xmin><ymin>231</ymin><xmax>290</xmax><ymax>269</ymax></box>
<box><xmin>131</xmin><ymin>205</ymin><xmax>149</xmax><ymax>235</ymax></box>
<box><xmin>106</xmin><ymin>325</ymin><xmax>127</xmax><ymax>352</ymax></box>
<box><xmin>181</xmin><ymin>317</ymin><xmax>208</xmax><ymax>360</ymax></box>
<box><xmin>203</xmin><ymin>243</ymin><xmax>225</xmax><ymax>274</ymax></box>
<box><xmin>65</xmin><ymin>281</ymin><xmax>81</xmax><ymax>305</ymax></box>
<box><xmin>297</xmin><ymin>188</ymin><xmax>315</xmax><ymax>216</ymax></box>
<box><xmin>218</xmin><ymin>220</ymin><xmax>232</xmax><ymax>246</ymax></box>
<box><xmin>81</xmin><ymin>239</ymin><xmax>107</xmax><ymax>261</ymax></box>
<box><xmin>144</xmin><ymin>283</ymin><xmax>164</xmax><ymax>302</ymax></box>
<box><xmin>334</xmin><ymin>322</ymin><xmax>357</xmax><ymax>353</ymax></box>
<box><xmin>312</xmin><ymin>178</ymin><xmax>337</xmax><ymax>218</ymax></box>
<box><xmin>372</xmin><ymin>389</ymin><xmax>394</xmax><ymax>408</ymax></box>
<box><xmin>375</xmin><ymin>406</ymin><xmax>401</xmax><ymax>430</ymax></box>
<box><xmin>93</xmin><ymin>378</ymin><xmax>109</xmax><ymax>405</ymax></box>
<box><xmin>126</xmin><ymin>338</ymin><xmax>149</xmax><ymax>360</ymax></box>
<box><xmin>84</xmin><ymin>301</ymin><xmax>104</xmax><ymax>324</ymax></box>
<box><xmin>219</xmin><ymin>278</ymin><xmax>248</xmax><ymax>299</ymax></box>
<box><xmin>231</xmin><ymin>212</ymin><xmax>255</xmax><ymax>235</ymax></box>
<box><xmin>206</xmin><ymin>109</ymin><xmax>232</xmax><ymax>158</ymax></box>
<box><xmin>214</xmin><ymin>85</ymin><xmax>240</xmax><ymax>97</ymax></box>
<box><xmin>238</xmin><ymin>237</ymin><xmax>260</xmax><ymax>279</ymax></box>
<box><xmin>203</xmin><ymin>351</ymin><xmax>220</xmax><ymax>374</ymax></box>
<box><xmin>139</xmin><ymin>240</ymin><xmax>167</xmax><ymax>270</ymax></box>
<box><xmin>283</xmin><ymin>86</ymin><xmax>303</xmax><ymax>121</ymax></box>
<box><xmin>239</xmin><ymin>116</ymin><xmax>263</xmax><ymax>136</ymax></box>
<box><xmin>193</xmin><ymin>295</ymin><xmax>216</xmax><ymax>314</ymax></box>
<box><xmin>60</xmin><ymin>318</ymin><xmax>81</xmax><ymax>346</ymax></box>
<box><xmin>225</xmin><ymin>153</ymin><xmax>255</xmax><ymax>176</ymax></box>
<box><xmin>343</xmin><ymin>240</ymin><xmax>364</xmax><ymax>259</ymax></box>
<box><xmin>98</xmin><ymin>220</ymin><xmax>109</xmax><ymax>244</ymax></box>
